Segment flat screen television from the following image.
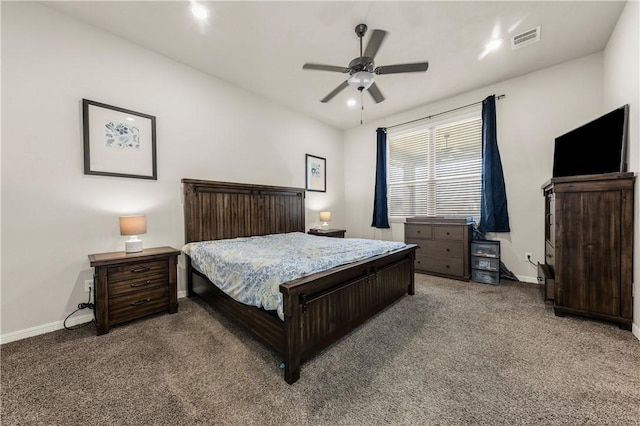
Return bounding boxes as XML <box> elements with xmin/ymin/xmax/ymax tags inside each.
<box><xmin>552</xmin><ymin>104</ymin><xmax>629</xmax><ymax>178</ymax></box>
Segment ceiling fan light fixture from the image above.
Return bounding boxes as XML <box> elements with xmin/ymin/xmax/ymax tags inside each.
<box><xmin>347</xmin><ymin>71</ymin><xmax>375</xmax><ymax>91</ymax></box>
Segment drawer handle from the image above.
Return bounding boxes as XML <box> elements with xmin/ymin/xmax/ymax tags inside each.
<box><xmin>131</xmin><ymin>280</ymin><xmax>151</xmax><ymax>288</ymax></box>
<box><xmin>417</xmin><ymin>230</ymin><xmax>421</xmax><ymax>233</ymax></box>
<box><xmin>446</xmin><ymin>232</ymin><xmax>450</xmax><ymax>235</ymax></box>
<box><xmin>131</xmin><ymin>267</ymin><xmax>150</xmax><ymax>273</ymax></box>
<box><xmin>131</xmin><ymin>298</ymin><xmax>151</xmax><ymax>306</ymax></box>
<box><xmin>446</xmin><ymin>265</ymin><xmax>450</xmax><ymax>268</ymax></box>
<box><xmin>446</xmin><ymin>248</ymin><xmax>450</xmax><ymax>252</ymax></box>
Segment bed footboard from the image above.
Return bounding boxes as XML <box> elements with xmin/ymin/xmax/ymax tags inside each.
<box><xmin>280</xmin><ymin>245</ymin><xmax>416</xmax><ymax>384</ymax></box>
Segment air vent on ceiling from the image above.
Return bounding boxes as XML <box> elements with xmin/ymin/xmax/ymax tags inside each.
<box><xmin>511</xmin><ymin>26</ymin><xmax>540</xmax><ymax>50</ymax></box>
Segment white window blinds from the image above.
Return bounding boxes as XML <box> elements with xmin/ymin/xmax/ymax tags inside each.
<box><xmin>387</xmin><ymin>116</ymin><xmax>482</xmax><ymax>221</ymax></box>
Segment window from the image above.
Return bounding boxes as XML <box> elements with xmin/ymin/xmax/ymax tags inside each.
<box><xmin>387</xmin><ymin>113</ymin><xmax>482</xmax><ymax>221</ymax></box>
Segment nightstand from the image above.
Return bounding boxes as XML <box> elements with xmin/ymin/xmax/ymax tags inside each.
<box><xmin>88</xmin><ymin>246</ymin><xmax>181</xmax><ymax>335</ymax></box>
<box><xmin>308</xmin><ymin>228</ymin><xmax>346</xmax><ymax>238</ymax></box>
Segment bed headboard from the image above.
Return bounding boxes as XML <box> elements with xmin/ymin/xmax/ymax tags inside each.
<box><xmin>182</xmin><ymin>179</ymin><xmax>306</xmax><ymax>243</ymax></box>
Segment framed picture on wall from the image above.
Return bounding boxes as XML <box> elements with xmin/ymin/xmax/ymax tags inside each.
<box><xmin>82</xmin><ymin>99</ymin><xmax>157</xmax><ymax>180</ymax></box>
<box><xmin>305</xmin><ymin>154</ymin><xmax>326</xmax><ymax>192</ymax></box>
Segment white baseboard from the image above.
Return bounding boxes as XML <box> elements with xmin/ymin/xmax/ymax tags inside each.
<box><xmin>0</xmin><ymin>312</ymin><xmax>95</xmax><ymax>345</ymax></box>
<box><xmin>633</xmin><ymin>323</ymin><xmax>640</xmax><ymax>342</ymax></box>
<box><xmin>1</xmin><ymin>291</ymin><xmax>190</xmax><ymax>345</ymax></box>
<box><xmin>515</xmin><ymin>274</ymin><xmax>538</xmax><ymax>284</ymax></box>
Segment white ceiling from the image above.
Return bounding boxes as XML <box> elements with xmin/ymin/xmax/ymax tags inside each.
<box><xmin>44</xmin><ymin>1</ymin><xmax>626</xmax><ymax>130</ymax></box>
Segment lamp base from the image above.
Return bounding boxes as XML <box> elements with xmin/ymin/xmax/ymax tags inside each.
<box><xmin>125</xmin><ymin>236</ymin><xmax>143</xmax><ymax>253</ymax></box>
<box><xmin>320</xmin><ymin>222</ymin><xmax>329</xmax><ymax>230</ymax></box>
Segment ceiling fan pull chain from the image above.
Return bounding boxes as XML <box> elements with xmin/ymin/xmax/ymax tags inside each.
<box><xmin>360</xmin><ymin>90</ymin><xmax>364</xmax><ymax>125</ymax></box>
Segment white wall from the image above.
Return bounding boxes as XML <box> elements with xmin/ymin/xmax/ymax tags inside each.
<box><xmin>344</xmin><ymin>53</ymin><xmax>605</xmax><ymax>283</ymax></box>
<box><xmin>603</xmin><ymin>0</ymin><xmax>640</xmax><ymax>340</ymax></box>
<box><xmin>0</xmin><ymin>2</ymin><xmax>344</xmax><ymax>340</ymax></box>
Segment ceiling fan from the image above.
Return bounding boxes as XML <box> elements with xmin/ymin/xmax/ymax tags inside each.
<box><xmin>302</xmin><ymin>23</ymin><xmax>429</xmax><ymax>104</ymax></box>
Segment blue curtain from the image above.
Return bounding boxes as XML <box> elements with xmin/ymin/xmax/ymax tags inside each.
<box><xmin>371</xmin><ymin>127</ymin><xmax>390</xmax><ymax>228</ymax></box>
<box><xmin>479</xmin><ymin>95</ymin><xmax>511</xmax><ymax>233</ymax></box>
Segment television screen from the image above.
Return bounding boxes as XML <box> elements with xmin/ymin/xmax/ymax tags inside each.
<box><xmin>552</xmin><ymin>104</ymin><xmax>629</xmax><ymax>178</ymax></box>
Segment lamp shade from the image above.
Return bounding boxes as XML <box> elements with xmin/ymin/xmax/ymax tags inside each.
<box><xmin>119</xmin><ymin>215</ymin><xmax>147</xmax><ymax>236</ymax></box>
<box><xmin>319</xmin><ymin>211</ymin><xmax>331</xmax><ymax>222</ymax></box>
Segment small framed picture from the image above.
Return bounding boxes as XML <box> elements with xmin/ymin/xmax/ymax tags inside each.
<box><xmin>306</xmin><ymin>154</ymin><xmax>326</xmax><ymax>192</ymax></box>
<box><xmin>82</xmin><ymin>99</ymin><xmax>157</xmax><ymax>180</ymax></box>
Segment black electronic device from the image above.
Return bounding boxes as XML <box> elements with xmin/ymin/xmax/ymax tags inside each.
<box><xmin>552</xmin><ymin>104</ymin><xmax>629</xmax><ymax>178</ymax></box>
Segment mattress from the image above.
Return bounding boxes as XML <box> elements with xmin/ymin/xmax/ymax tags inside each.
<box><xmin>182</xmin><ymin>232</ymin><xmax>407</xmax><ymax>320</ymax></box>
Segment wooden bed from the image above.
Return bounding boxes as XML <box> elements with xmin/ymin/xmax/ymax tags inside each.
<box><xmin>182</xmin><ymin>178</ymin><xmax>417</xmax><ymax>384</ymax></box>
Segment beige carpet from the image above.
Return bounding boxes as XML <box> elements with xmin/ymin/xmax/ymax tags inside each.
<box><xmin>2</xmin><ymin>274</ymin><xmax>639</xmax><ymax>425</ymax></box>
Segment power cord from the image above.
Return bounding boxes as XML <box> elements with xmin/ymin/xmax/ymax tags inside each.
<box><xmin>63</xmin><ymin>286</ymin><xmax>96</xmax><ymax>331</ymax></box>
<box><xmin>526</xmin><ymin>254</ymin><xmax>537</xmax><ymax>267</ymax></box>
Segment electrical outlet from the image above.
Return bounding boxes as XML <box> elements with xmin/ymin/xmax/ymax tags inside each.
<box><xmin>525</xmin><ymin>252</ymin><xmax>533</xmax><ymax>262</ymax></box>
<box><xmin>84</xmin><ymin>279</ymin><xmax>93</xmax><ymax>293</ymax></box>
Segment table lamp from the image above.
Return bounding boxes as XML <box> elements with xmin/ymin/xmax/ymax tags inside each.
<box><xmin>319</xmin><ymin>211</ymin><xmax>331</xmax><ymax>230</ymax></box>
<box><xmin>119</xmin><ymin>215</ymin><xmax>147</xmax><ymax>253</ymax></box>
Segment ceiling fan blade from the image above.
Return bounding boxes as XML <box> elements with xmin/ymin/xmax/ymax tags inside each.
<box><xmin>303</xmin><ymin>63</ymin><xmax>350</xmax><ymax>73</ymax></box>
<box><xmin>368</xmin><ymin>82</ymin><xmax>385</xmax><ymax>103</ymax></box>
<box><xmin>363</xmin><ymin>29</ymin><xmax>387</xmax><ymax>59</ymax></box>
<box><xmin>375</xmin><ymin>62</ymin><xmax>429</xmax><ymax>75</ymax></box>
<box><xmin>320</xmin><ymin>80</ymin><xmax>349</xmax><ymax>103</ymax></box>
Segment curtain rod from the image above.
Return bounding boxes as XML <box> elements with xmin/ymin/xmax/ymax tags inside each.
<box><xmin>386</xmin><ymin>94</ymin><xmax>506</xmax><ymax>130</ymax></box>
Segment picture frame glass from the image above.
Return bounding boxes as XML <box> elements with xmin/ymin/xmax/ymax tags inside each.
<box><xmin>306</xmin><ymin>154</ymin><xmax>326</xmax><ymax>192</ymax></box>
<box><xmin>83</xmin><ymin>99</ymin><xmax>157</xmax><ymax>180</ymax></box>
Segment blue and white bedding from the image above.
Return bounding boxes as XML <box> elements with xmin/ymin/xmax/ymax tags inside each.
<box><xmin>182</xmin><ymin>232</ymin><xmax>407</xmax><ymax>320</ymax></box>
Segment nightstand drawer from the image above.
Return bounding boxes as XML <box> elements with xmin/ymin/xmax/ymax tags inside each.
<box><xmin>108</xmin><ymin>260</ymin><xmax>168</xmax><ymax>283</ymax></box>
<box><xmin>108</xmin><ymin>273</ymin><xmax>167</xmax><ymax>298</ymax></box>
<box><xmin>109</xmin><ymin>286</ymin><xmax>169</xmax><ymax>326</ymax></box>
<box><xmin>434</xmin><ymin>226</ymin><xmax>464</xmax><ymax>240</ymax></box>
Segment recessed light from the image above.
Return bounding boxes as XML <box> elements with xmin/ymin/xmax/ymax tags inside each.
<box><xmin>346</xmin><ymin>99</ymin><xmax>357</xmax><ymax>107</ymax></box>
<box><xmin>191</xmin><ymin>3</ymin><xmax>209</xmax><ymax>20</ymax></box>
<box><xmin>485</xmin><ymin>38</ymin><xmax>503</xmax><ymax>52</ymax></box>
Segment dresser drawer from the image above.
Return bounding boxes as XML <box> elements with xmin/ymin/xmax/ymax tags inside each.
<box><xmin>108</xmin><ymin>273</ymin><xmax>168</xmax><ymax>298</ymax></box>
<box><xmin>405</xmin><ymin>224</ymin><xmax>432</xmax><ymax>240</ymax></box>
<box><xmin>415</xmin><ymin>255</ymin><xmax>464</xmax><ymax>277</ymax></box>
<box><xmin>545</xmin><ymin>241</ymin><xmax>555</xmax><ymax>272</ymax></box>
<box><xmin>537</xmin><ymin>262</ymin><xmax>554</xmax><ymax>301</ymax></box>
<box><xmin>415</xmin><ymin>240</ymin><xmax>464</xmax><ymax>259</ymax></box>
<box><xmin>109</xmin><ymin>286</ymin><xmax>169</xmax><ymax>326</ymax></box>
<box><xmin>433</xmin><ymin>226</ymin><xmax>464</xmax><ymax>240</ymax></box>
<box><xmin>108</xmin><ymin>259</ymin><xmax>168</xmax><ymax>283</ymax></box>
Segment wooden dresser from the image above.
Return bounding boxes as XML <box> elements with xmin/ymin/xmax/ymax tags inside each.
<box><xmin>541</xmin><ymin>172</ymin><xmax>635</xmax><ymax>329</ymax></box>
<box><xmin>404</xmin><ymin>217</ymin><xmax>472</xmax><ymax>280</ymax></box>
<box><xmin>89</xmin><ymin>246</ymin><xmax>181</xmax><ymax>335</ymax></box>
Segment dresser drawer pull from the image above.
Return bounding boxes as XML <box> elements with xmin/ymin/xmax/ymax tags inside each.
<box><xmin>130</xmin><ymin>267</ymin><xmax>150</xmax><ymax>273</ymax></box>
<box><xmin>446</xmin><ymin>248</ymin><xmax>450</xmax><ymax>252</ymax></box>
<box><xmin>131</xmin><ymin>280</ymin><xmax>151</xmax><ymax>288</ymax></box>
<box><xmin>131</xmin><ymin>298</ymin><xmax>151</xmax><ymax>306</ymax></box>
